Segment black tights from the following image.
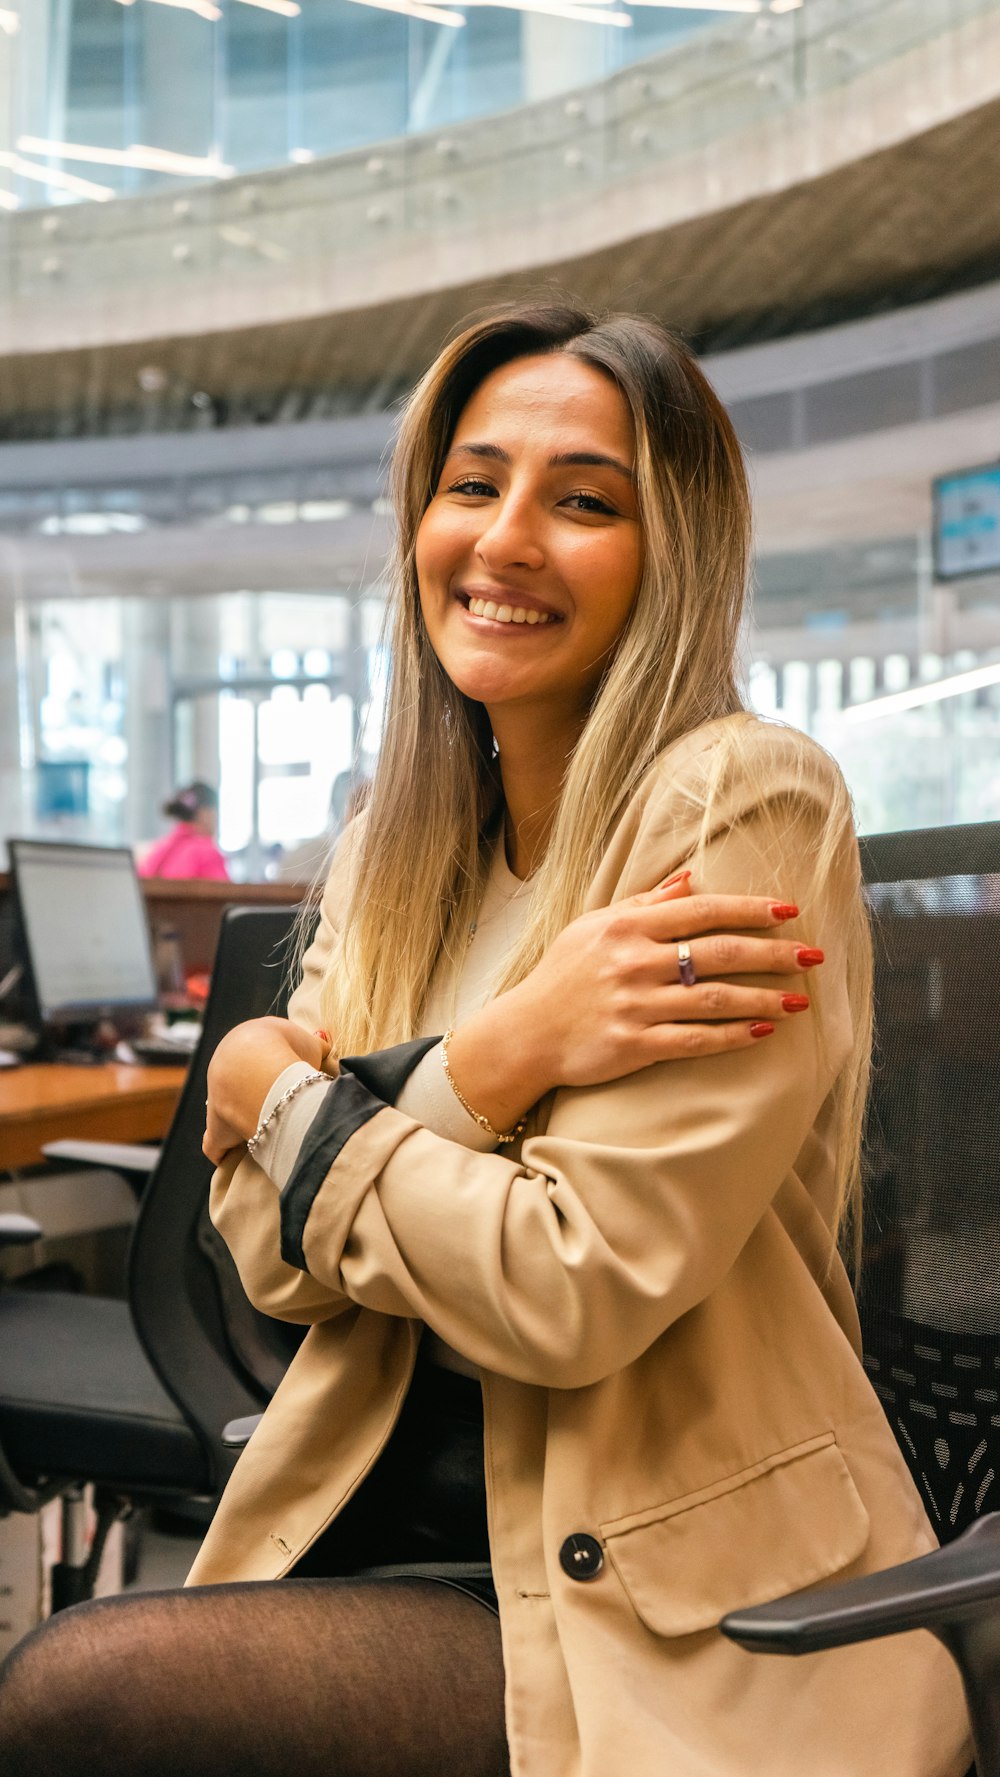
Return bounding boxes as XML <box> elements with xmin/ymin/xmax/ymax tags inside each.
<box><xmin>0</xmin><ymin>1576</ymin><xmax>509</xmax><ymax>1777</ymax></box>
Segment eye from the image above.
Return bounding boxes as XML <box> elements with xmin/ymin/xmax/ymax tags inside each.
<box><xmin>562</xmin><ymin>491</ymin><xmax>618</xmax><ymax>516</ymax></box>
<box><xmin>448</xmin><ymin>476</ymin><xmax>498</xmax><ymax>498</ymax></box>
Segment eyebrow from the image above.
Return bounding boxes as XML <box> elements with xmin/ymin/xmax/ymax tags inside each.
<box><xmin>450</xmin><ymin>441</ymin><xmax>635</xmax><ymax>483</ymax></box>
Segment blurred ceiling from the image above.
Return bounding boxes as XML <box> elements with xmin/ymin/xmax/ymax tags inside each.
<box><xmin>2</xmin><ymin>19</ymin><xmax>999</xmax><ymax>439</ymax></box>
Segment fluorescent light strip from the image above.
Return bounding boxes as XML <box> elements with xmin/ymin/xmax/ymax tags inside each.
<box><xmin>219</xmin><ymin>222</ymin><xmax>289</xmax><ymax>261</ymax></box>
<box><xmin>232</xmin><ymin>0</ymin><xmax>301</xmax><ymax>13</ymax></box>
<box><xmin>628</xmin><ymin>0</ymin><xmax>762</xmax><ymax>9</ymax></box>
<box><xmin>128</xmin><ymin>143</ymin><xmax>231</xmax><ymax>175</ymax></box>
<box><xmin>346</xmin><ymin>0</ymin><xmax>465</xmax><ymax>23</ymax></box>
<box><xmin>0</xmin><ymin>8</ymin><xmax>20</xmax><ymax>34</ymax></box>
<box><xmin>770</xmin><ymin>0</ymin><xmax>803</xmax><ymax>10</ymax></box>
<box><xmin>0</xmin><ymin>150</ymin><xmax>116</xmax><ymax>200</ymax></box>
<box><xmin>18</xmin><ymin>135</ymin><xmax>232</xmax><ymax>178</ymax></box>
<box><xmin>116</xmin><ymin>0</ymin><xmax>303</xmax><ymax>12</ymax></box>
<box><xmin>147</xmin><ymin>0</ymin><xmax>221</xmax><ymax>16</ymax></box>
<box><xmin>840</xmin><ymin>661</ymin><xmax>1000</xmax><ymax>725</ymax></box>
<box><xmin>462</xmin><ymin>0</ymin><xmax>630</xmax><ymax>18</ymax></box>
<box><xmin>113</xmin><ymin>0</ymin><xmax>222</xmax><ymax>16</ymax></box>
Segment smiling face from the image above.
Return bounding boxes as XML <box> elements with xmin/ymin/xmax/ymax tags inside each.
<box><xmin>415</xmin><ymin>353</ymin><xmax>644</xmax><ymax>736</ymax></box>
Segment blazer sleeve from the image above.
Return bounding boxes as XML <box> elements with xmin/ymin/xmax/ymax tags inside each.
<box><xmin>208</xmin><ymin>824</ymin><xmax>360</xmax><ymax>1325</ymax></box>
<box><xmin>268</xmin><ymin>727</ymin><xmax>861</xmax><ymax>1385</ymax></box>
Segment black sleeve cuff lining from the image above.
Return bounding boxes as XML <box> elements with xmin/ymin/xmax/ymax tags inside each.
<box><xmin>278</xmin><ymin>1035</ymin><xmax>442</xmax><ymax>1272</ymax></box>
<box><xmin>339</xmin><ymin>1035</ymin><xmax>442</xmax><ymax>1102</ymax></box>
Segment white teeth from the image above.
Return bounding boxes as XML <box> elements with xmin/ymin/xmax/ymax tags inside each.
<box><xmin>466</xmin><ymin>596</ymin><xmax>552</xmax><ymax>625</ymax></box>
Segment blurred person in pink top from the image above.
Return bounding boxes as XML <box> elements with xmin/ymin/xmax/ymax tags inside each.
<box><xmin>139</xmin><ymin>781</ymin><xmax>230</xmax><ymax>882</ymax></box>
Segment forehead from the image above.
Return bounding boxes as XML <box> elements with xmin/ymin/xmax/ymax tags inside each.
<box><xmin>451</xmin><ymin>353</ymin><xmax>634</xmax><ymax>457</ymax></box>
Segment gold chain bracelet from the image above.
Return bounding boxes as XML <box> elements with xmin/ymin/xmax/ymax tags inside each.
<box><xmin>441</xmin><ymin>1029</ymin><xmax>526</xmax><ymax>1145</ymax></box>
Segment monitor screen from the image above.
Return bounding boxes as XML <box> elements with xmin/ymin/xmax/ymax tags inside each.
<box><xmin>9</xmin><ymin>839</ymin><xmax>159</xmax><ymax>1025</ymax></box>
<box><xmin>933</xmin><ymin>462</ymin><xmax>1000</xmax><ymax>580</ymax></box>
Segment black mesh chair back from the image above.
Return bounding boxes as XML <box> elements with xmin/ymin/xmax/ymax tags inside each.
<box><xmin>127</xmin><ymin>902</ymin><xmax>312</xmax><ymax>1495</ymax></box>
<box><xmin>858</xmin><ymin>821</ymin><xmax>1000</xmax><ymax>1544</ymax></box>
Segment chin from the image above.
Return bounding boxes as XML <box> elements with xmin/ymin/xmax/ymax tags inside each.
<box><xmin>449</xmin><ymin>673</ymin><xmax>526</xmax><ymax>708</ymax></box>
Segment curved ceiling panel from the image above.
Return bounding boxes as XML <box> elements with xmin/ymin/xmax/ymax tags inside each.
<box><xmin>1</xmin><ymin>0</ymin><xmax>999</xmax><ymax>437</ymax></box>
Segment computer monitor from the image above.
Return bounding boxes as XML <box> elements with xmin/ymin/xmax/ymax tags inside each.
<box><xmin>9</xmin><ymin>839</ymin><xmax>159</xmax><ymax>1041</ymax></box>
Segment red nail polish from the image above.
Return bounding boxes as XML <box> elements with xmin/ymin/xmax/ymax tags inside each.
<box><xmin>656</xmin><ymin>869</ymin><xmax>691</xmax><ymax>889</ymax></box>
<box><xmin>750</xmin><ymin>1022</ymin><xmax>775</xmax><ymax>1039</ymax></box>
<box><xmin>782</xmin><ymin>995</ymin><xmax>810</xmax><ymax>1013</ymax></box>
<box><xmin>314</xmin><ymin>1028</ymin><xmax>331</xmax><ymax>1043</ymax></box>
<box><xmin>796</xmin><ymin>948</ymin><xmax>824</xmax><ymax>968</ymax></box>
<box><xmin>770</xmin><ymin>903</ymin><xmax>799</xmax><ymax>921</ymax></box>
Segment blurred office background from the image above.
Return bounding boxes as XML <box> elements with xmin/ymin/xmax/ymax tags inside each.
<box><xmin>1</xmin><ymin>0</ymin><xmax>999</xmax><ymax>877</ymax></box>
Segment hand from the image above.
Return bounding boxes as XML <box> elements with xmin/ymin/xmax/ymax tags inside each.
<box><xmin>515</xmin><ymin>872</ymin><xmax>821</xmax><ymax>1090</ymax></box>
<box><xmin>443</xmin><ymin>873</ymin><xmax>822</xmax><ymax>1136</ymax></box>
<box><xmin>203</xmin><ymin>1016</ymin><xmax>334</xmax><ymax>1166</ymax></box>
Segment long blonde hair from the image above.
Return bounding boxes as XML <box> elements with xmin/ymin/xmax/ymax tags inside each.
<box><xmin>318</xmin><ymin>301</ymin><xmax>870</xmax><ymax>1256</ymax></box>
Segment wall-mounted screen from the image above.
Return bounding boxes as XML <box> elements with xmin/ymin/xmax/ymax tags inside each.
<box><xmin>933</xmin><ymin>462</ymin><xmax>1000</xmax><ymax>580</ymax></box>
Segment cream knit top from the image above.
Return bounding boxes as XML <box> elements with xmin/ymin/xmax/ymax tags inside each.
<box><xmin>253</xmin><ymin>837</ymin><xmax>533</xmax><ymax>1375</ymax></box>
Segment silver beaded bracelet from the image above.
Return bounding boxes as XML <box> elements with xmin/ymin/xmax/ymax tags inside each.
<box><xmin>246</xmin><ymin>1069</ymin><xmax>327</xmax><ymax>1159</ymax></box>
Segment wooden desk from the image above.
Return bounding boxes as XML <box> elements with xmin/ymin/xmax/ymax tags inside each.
<box><xmin>0</xmin><ymin>1063</ymin><xmax>187</xmax><ymax>1171</ymax></box>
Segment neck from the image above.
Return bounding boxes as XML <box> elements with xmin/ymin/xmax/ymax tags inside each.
<box><xmin>489</xmin><ymin>701</ymin><xmax>584</xmax><ymax>879</ymax></box>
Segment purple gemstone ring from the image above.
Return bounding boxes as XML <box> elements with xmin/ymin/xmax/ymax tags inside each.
<box><xmin>677</xmin><ymin>941</ymin><xmax>697</xmax><ymax>988</ymax></box>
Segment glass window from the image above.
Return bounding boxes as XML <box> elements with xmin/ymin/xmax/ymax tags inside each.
<box><xmin>32</xmin><ymin>0</ymin><xmax>803</xmax><ymax>201</ymax></box>
<box><xmin>28</xmin><ymin>599</ymin><xmax>128</xmax><ymax>841</ymax></box>
<box><xmin>4</xmin><ymin>586</ymin><xmax>381</xmax><ymax>877</ymax></box>
<box><xmin>217</xmin><ymin>692</ymin><xmax>255</xmax><ymax>856</ymax></box>
<box><xmin>752</xmin><ymin>546</ymin><xmax>1000</xmax><ymax>835</ymax></box>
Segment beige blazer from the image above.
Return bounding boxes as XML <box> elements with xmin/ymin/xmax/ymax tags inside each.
<box><xmin>188</xmin><ymin>716</ymin><xmax>971</xmax><ymax>1777</ymax></box>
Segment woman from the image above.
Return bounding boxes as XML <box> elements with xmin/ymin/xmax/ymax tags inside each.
<box><xmin>138</xmin><ymin>780</ymin><xmax>229</xmax><ymax>881</ymax></box>
<box><xmin>0</xmin><ymin>306</ymin><xmax>970</xmax><ymax>1777</ymax></box>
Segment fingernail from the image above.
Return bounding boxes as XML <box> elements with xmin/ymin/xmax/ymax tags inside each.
<box><xmin>782</xmin><ymin>995</ymin><xmax>810</xmax><ymax>1013</ymax></box>
<box><xmin>750</xmin><ymin>1022</ymin><xmax>775</xmax><ymax>1039</ymax></box>
<box><xmin>796</xmin><ymin>948</ymin><xmax>824</xmax><ymax>968</ymax></box>
<box><xmin>314</xmin><ymin>1028</ymin><xmax>331</xmax><ymax>1043</ymax></box>
<box><xmin>656</xmin><ymin>870</ymin><xmax>691</xmax><ymax>890</ymax></box>
<box><xmin>770</xmin><ymin>903</ymin><xmax>799</xmax><ymax>921</ymax></box>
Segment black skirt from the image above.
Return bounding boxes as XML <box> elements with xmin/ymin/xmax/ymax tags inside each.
<box><xmin>291</xmin><ymin>1350</ymin><xmax>496</xmax><ymax>1612</ymax></box>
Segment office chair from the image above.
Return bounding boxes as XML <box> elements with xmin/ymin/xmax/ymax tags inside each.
<box><xmin>0</xmin><ymin>903</ymin><xmax>309</xmax><ymax>1610</ymax></box>
<box><xmin>722</xmin><ymin>820</ymin><xmax>1000</xmax><ymax>1776</ymax></box>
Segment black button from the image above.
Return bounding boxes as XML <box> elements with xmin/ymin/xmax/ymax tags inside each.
<box><xmin>559</xmin><ymin>1533</ymin><xmax>604</xmax><ymax>1581</ymax></box>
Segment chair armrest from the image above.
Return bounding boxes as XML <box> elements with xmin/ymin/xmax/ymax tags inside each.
<box><xmin>720</xmin><ymin>1511</ymin><xmax>1000</xmax><ymax>1654</ymax></box>
<box><xmin>222</xmin><ymin>1414</ymin><xmax>263</xmax><ymax>1450</ymax></box>
<box><xmin>0</xmin><ymin>1212</ymin><xmax>44</xmax><ymax>1246</ymax></box>
<box><xmin>42</xmin><ymin>1140</ymin><xmax>161</xmax><ymax>1176</ymax></box>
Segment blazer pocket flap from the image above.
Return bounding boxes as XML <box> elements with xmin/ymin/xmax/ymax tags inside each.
<box><xmin>601</xmin><ymin>1432</ymin><xmax>870</xmax><ymax>1638</ymax></box>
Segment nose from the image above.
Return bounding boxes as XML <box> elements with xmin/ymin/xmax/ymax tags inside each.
<box><xmin>474</xmin><ymin>490</ymin><xmax>545</xmax><ymax>574</ymax></box>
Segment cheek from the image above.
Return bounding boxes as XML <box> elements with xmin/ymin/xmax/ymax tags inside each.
<box><xmin>415</xmin><ymin>503</ymin><xmax>469</xmax><ymax>585</ymax></box>
<box><xmin>580</xmin><ymin>536</ymin><xmax>643</xmax><ymax>637</ymax></box>
<box><xmin>414</xmin><ymin>517</ymin><xmax>445</xmax><ymax>639</ymax></box>
<box><xmin>414</xmin><ymin>514</ymin><xmax>435</xmax><ymax>591</ymax></box>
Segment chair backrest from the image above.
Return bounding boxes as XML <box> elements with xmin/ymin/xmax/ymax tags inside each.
<box><xmin>858</xmin><ymin>820</ymin><xmax>1000</xmax><ymax>1543</ymax></box>
<box><xmin>127</xmin><ymin>902</ymin><xmax>313</xmax><ymax>1495</ymax></box>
